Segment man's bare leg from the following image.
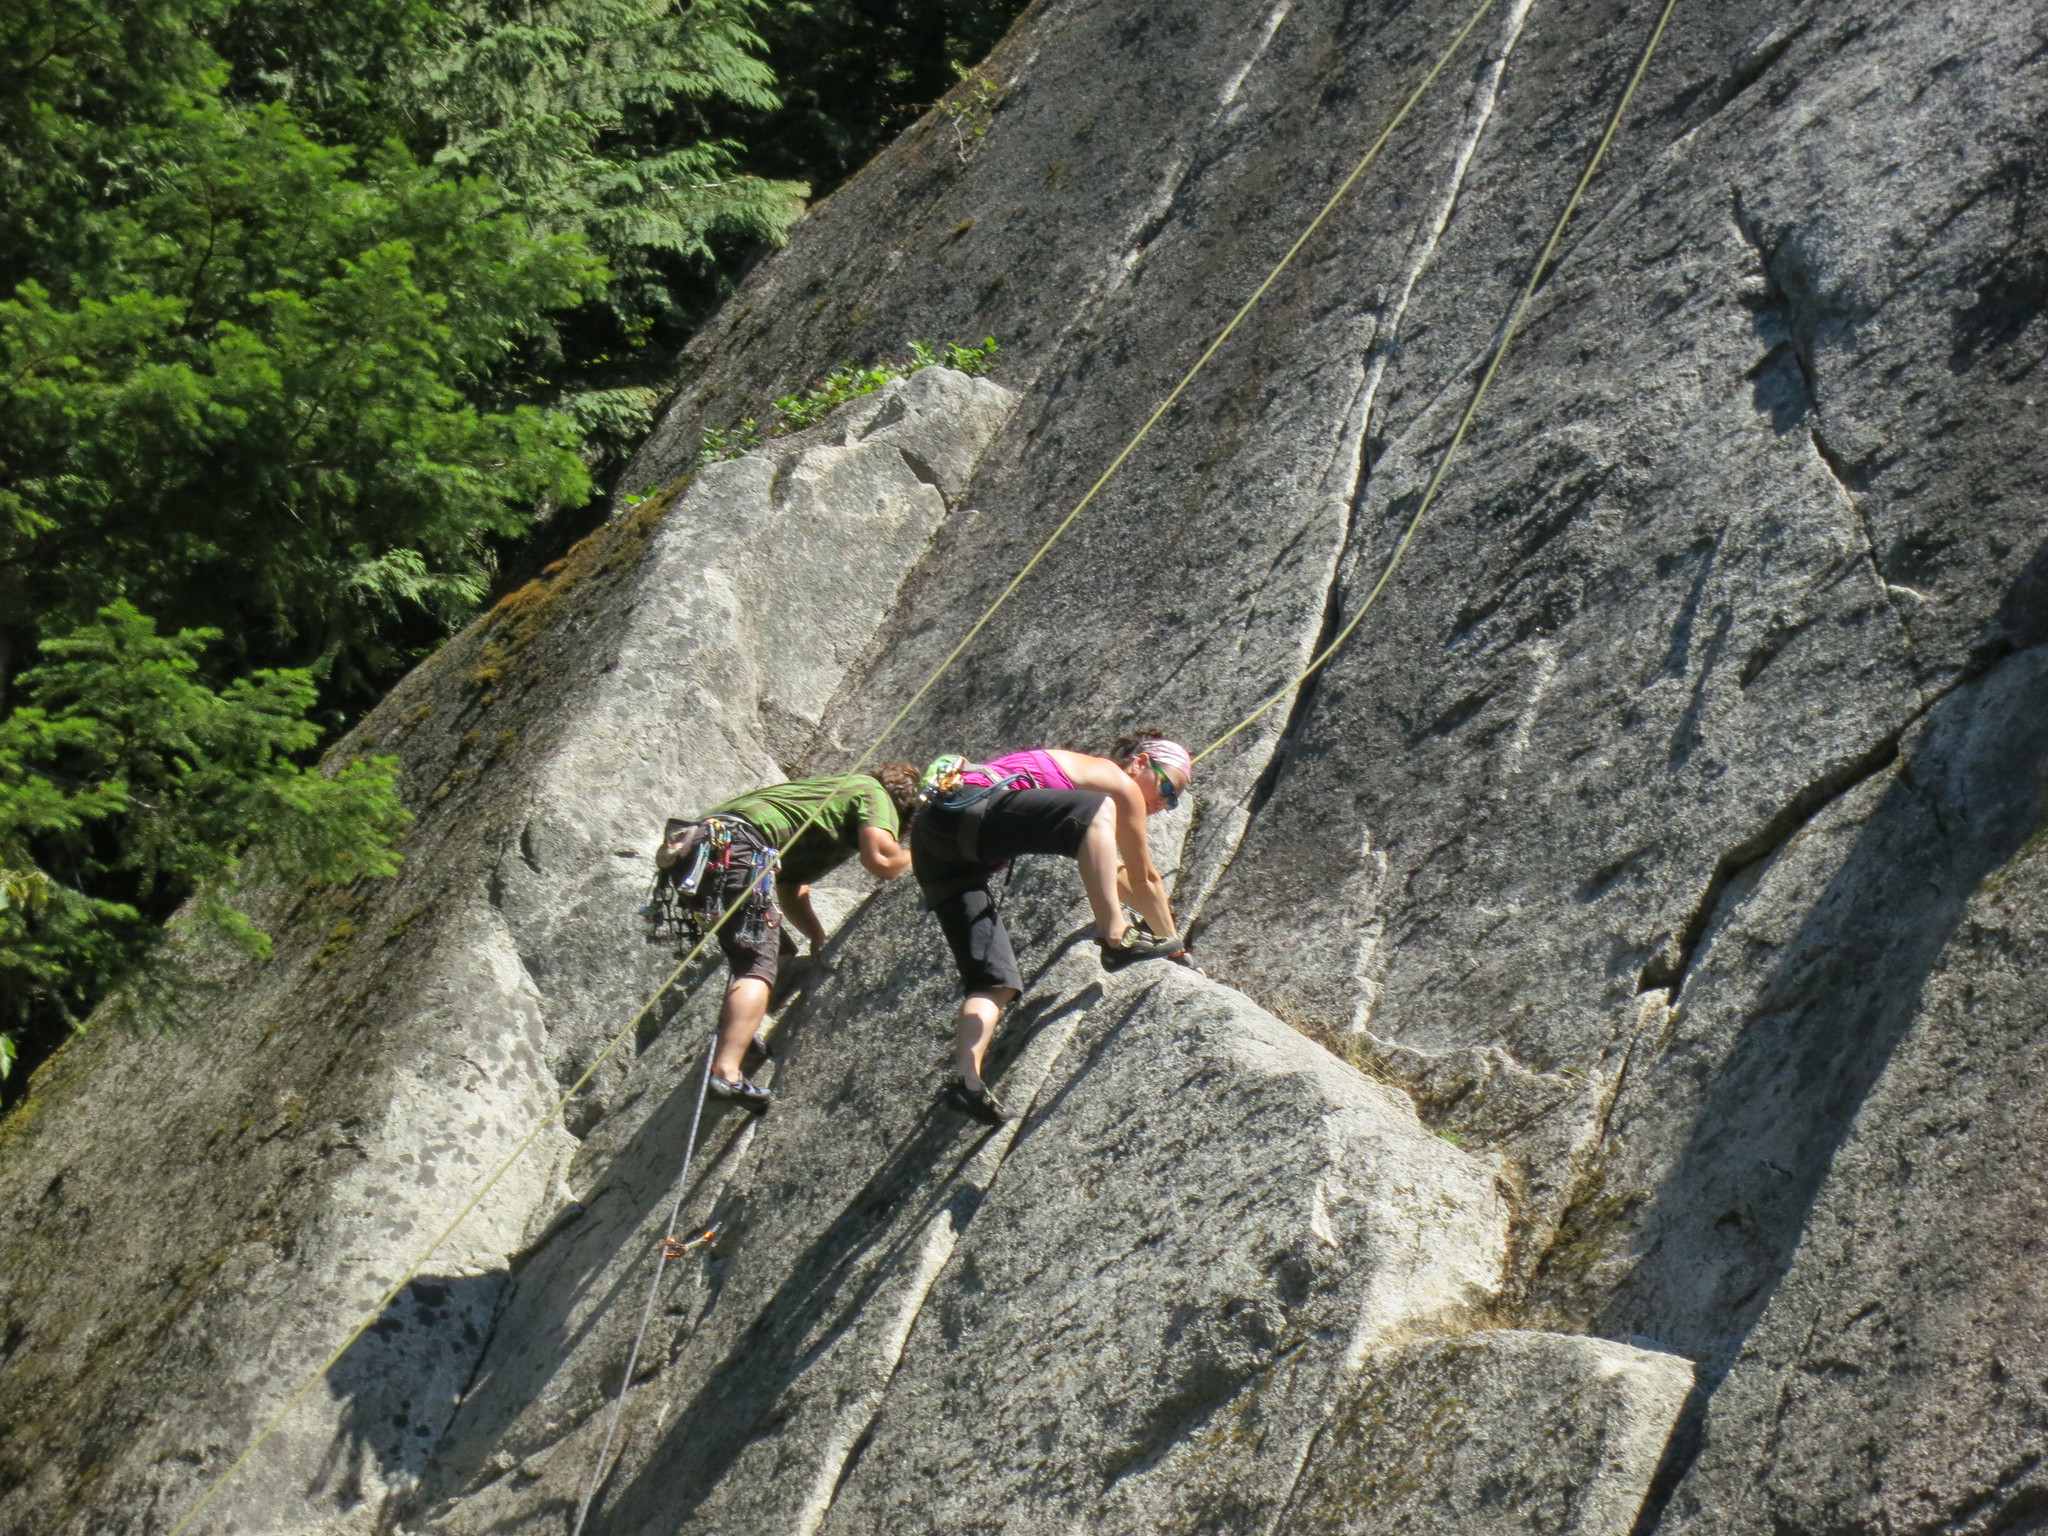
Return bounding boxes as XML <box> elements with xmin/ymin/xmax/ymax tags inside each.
<box><xmin>712</xmin><ymin>976</ymin><xmax>770</xmax><ymax>1083</ymax></box>
<box><xmin>955</xmin><ymin>987</ymin><xmax>1018</xmax><ymax>1091</ymax></box>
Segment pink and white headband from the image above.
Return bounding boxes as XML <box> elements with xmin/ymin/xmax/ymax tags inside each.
<box><xmin>1136</xmin><ymin>737</ymin><xmax>1194</xmax><ymax>781</ymax></box>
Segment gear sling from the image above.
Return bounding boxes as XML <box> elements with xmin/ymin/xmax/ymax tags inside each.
<box><xmin>644</xmin><ymin>814</ymin><xmax>779</xmax><ymax>947</ymax></box>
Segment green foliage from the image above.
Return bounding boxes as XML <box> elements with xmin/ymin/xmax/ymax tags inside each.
<box><xmin>408</xmin><ymin>0</ymin><xmax>803</xmax><ymax>271</ymax></box>
<box><xmin>0</xmin><ymin>602</ymin><xmax>410</xmax><ymax>1072</ymax></box>
<box><xmin>1</xmin><ymin>0</ymin><xmax>607</xmax><ymax>705</ymax></box>
<box><xmin>389</xmin><ymin>0</ymin><xmax>813</xmax><ymax>479</ymax></box>
<box><xmin>940</xmin><ymin>69</ymin><xmax>1003</xmax><ymax>162</ymax></box>
<box><xmin>698</xmin><ymin>336</ymin><xmax>997</xmax><ymax>462</ymax></box>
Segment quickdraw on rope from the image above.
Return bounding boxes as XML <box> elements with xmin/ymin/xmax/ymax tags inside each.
<box><xmin>166</xmin><ymin>5</ymin><xmax>1505</xmax><ymax>1529</ymax></box>
<box><xmin>1196</xmin><ymin>0</ymin><xmax>1685</xmax><ymax>767</ymax></box>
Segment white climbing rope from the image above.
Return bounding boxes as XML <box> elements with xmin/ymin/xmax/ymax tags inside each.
<box><xmin>569</xmin><ymin>1027</ymin><xmax>718</xmax><ymax>1536</ymax></box>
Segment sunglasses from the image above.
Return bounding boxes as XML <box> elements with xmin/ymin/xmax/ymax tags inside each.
<box><xmin>1149</xmin><ymin>761</ymin><xmax>1183</xmax><ymax>810</ymax></box>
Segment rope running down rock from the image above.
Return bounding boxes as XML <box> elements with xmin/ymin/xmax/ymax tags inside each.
<box><xmin>165</xmin><ymin>4</ymin><xmax>1499</xmax><ymax>1528</ymax></box>
<box><xmin>570</xmin><ymin>1029</ymin><xmax>719</xmax><ymax>1536</ymax></box>
<box><xmin>1195</xmin><ymin>0</ymin><xmax>1685</xmax><ymax>767</ymax></box>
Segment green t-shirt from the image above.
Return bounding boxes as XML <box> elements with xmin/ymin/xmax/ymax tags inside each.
<box><xmin>706</xmin><ymin>774</ymin><xmax>900</xmax><ymax>886</ymax></box>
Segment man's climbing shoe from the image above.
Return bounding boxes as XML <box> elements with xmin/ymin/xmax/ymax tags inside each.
<box><xmin>741</xmin><ymin>1032</ymin><xmax>772</xmax><ymax>1073</ymax></box>
<box><xmin>1098</xmin><ymin>929</ymin><xmax>1186</xmax><ymax>972</ymax></box>
<box><xmin>945</xmin><ymin>1080</ymin><xmax>1009</xmax><ymax>1126</ymax></box>
<box><xmin>708</xmin><ymin>1073</ymin><xmax>772</xmax><ymax>1113</ymax></box>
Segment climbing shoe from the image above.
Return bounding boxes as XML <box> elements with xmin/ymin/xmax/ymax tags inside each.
<box><xmin>945</xmin><ymin>1080</ymin><xmax>1009</xmax><ymax>1126</ymax></box>
<box><xmin>708</xmin><ymin>1073</ymin><xmax>772</xmax><ymax>1113</ymax></box>
<box><xmin>741</xmin><ymin>1032</ymin><xmax>772</xmax><ymax>1072</ymax></box>
<box><xmin>1098</xmin><ymin>929</ymin><xmax>1186</xmax><ymax>972</ymax></box>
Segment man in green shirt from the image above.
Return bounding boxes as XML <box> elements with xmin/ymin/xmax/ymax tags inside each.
<box><xmin>659</xmin><ymin>764</ymin><xmax>917</xmax><ymax>1109</ymax></box>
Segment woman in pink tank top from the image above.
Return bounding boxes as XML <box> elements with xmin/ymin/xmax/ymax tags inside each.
<box><xmin>958</xmin><ymin>748</ymin><xmax>1073</xmax><ymax>792</ymax></box>
<box><xmin>910</xmin><ymin>728</ymin><xmax>1197</xmax><ymax>1124</ymax></box>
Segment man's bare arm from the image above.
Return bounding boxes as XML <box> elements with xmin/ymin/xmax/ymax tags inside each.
<box><xmin>858</xmin><ymin>825</ymin><xmax>913</xmax><ymax>880</ymax></box>
<box><xmin>777</xmin><ymin>880</ymin><xmax>828</xmax><ymax>952</ymax></box>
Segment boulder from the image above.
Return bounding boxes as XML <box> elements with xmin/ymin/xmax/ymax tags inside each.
<box><xmin>415</xmin><ymin>865</ymin><xmax>1523</xmax><ymax>1535</ymax></box>
<box><xmin>1282</xmin><ymin>1331</ymin><xmax>1694</xmax><ymax>1536</ymax></box>
<box><xmin>0</xmin><ymin>367</ymin><xmax>1014</xmax><ymax>1534</ymax></box>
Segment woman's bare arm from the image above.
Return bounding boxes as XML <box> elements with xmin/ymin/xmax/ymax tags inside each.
<box><xmin>1048</xmin><ymin>750</ymin><xmax>1178</xmax><ymax>937</ymax></box>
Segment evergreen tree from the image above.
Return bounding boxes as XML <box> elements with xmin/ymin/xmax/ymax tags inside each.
<box><xmin>0</xmin><ymin>604</ymin><xmax>411</xmax><ymax>1078</ymax></box>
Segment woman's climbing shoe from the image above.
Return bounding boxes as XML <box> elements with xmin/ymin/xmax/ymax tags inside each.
<box><xmin>708</xmin><ymin>1073</ymin><xmax>772</xmax><ymax>1113</ymax></box>
<box><xmin>945</xmin><ymin>1080</ymin><xmax>1009</xmax><ymax>1126</ymax></box>
<box><xmin>1098</xmin><ymin>929</ymin><xmax>1186</xmax><ymax>972</ymax></box>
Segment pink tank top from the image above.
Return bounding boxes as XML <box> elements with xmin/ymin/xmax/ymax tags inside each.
<box><xmin>961</xmin><ymin>748</ymin><xmax>1072</xmax><ymax>791</ymax></box>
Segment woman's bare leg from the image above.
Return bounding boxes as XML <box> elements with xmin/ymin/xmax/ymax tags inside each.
<box><xmin>955</xmin><ymin>987</ymin><xmax>1018</xmax><ymax>1089</ymax></box>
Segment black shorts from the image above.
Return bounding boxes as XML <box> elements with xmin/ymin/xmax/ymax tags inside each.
<box><xmin>912</xmin><ymin>788</ymin><xmax>1107</xmax><ymax>995</ymax></box>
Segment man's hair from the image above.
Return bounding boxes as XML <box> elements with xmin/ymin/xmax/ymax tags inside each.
<box><xmin>873</xmin><ymin>761</ymin><xmax>920</xmax><ymax>818</ymax></box>
<box><xmin>1108</xmin><ymin>726</ymin><xmax>1171</xmax><ymax>766</ymax></box>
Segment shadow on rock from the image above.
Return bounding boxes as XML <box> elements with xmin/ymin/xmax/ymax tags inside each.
<box><xmin>1602</xmin><ymin>636</ymin><xmax>2048</xmax><ymax>1515</ymax></box>
<box><xmin>321</xmin><ymin>1271</ymin><xmax>507</xmax><ymax>1511</ymax></box>
<box><xmin>406</xmin><ymin>1035</ymin><xmax>762</xmax><ymax>1515</ymax></box>
<box><xmin>590</xmin><ymin>1101</ymin><xmax>988</xmax><ymax>1533</ymax></box>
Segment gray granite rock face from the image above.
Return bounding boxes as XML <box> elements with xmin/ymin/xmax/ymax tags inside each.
<box><xmin>1659</xmin><ymin>770</ymin><xmax>2048</xmax><ymax>1536</ymax></box>
<box><xmin>0</xmin><ymin>0</ymin><xmax>2043</xmax><ymax>1531</ymax></box>
<box><xmin>1282</xmin><ymin>1331</ymin><xmax>1694</xmax><ymax>1536</ymax></box>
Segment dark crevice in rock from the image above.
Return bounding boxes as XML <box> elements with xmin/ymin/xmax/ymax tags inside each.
<box><xmin>1805</xmin><ymin>417</ymin><xmax>1867</xmax><ymax>496</ymax></box>
<box><xmin>1731</xmin><ymin>185</ymin><xmax>1921</xmax><ymax>662</ymax></box>
<box><xmin>1263</xmin><ymin>1403</ymin><xmax>1336</xmax><ymax>1536</ymax></box>
<box><xmin>1736</xmin><ymin>616</ymin><xmax>1812</xmax><ymax>690</ymax></box>
<box><xmin>1243</xmin><ymin>575</ymin><xmax>1342</xmax><ymax>822</ymax></box>
<box><xmin>1626</xmin><ymin>1375</ymin><xmax>1717</xmax><ymax>1536</ymax></box>
<box><xmin>1926</xmin><ymin>1477</ymin><xmax>2048</xmax><ymax>1536</ymax></box>
<box><xmin>1808</xmin><ymin>418</ymin><xmax>1921</xmax><ymax>657</ymax></box>
<box><xmin>1240</xmin><ymin>5</ymin><xmax>1534</xmax><ymax>826</ymax></box>
<box><xmin>1531</xmin><ymin>19</ymin><xmax>1818</xmax><ymax>300</ymax></box>
<box><xmin>1639</xmin><ymin>615</ymin><xmax>2040</xmax><ymax>1003</ymax></box>
<box><xmin>1672</xmin><ymin>17</ymin><xmax>1814</xmax><ymax>131</ymax></box>
<box><xmin>1618</xmin><ymin>638</ymin><xmax>2048</xmax><ymax>1534</ymax></box>
<box><xmin>896</xmin><ymin>444</ymin><xmax>944</xmax><ymax>498</ymax></box>
<box><xmin>1116</xmin><ymin>5</ymin><xmax>1303</xmax><ymax>274</ymax></box>
<box><xmin>827</xmin><ymin>1419</ymin><xmax>877</xmax><ymax>1508</ymax></box>
<box><xmin>1637</xmin><ymin>730</ymin><xmax>1903</xmax><ymax>997</ymax></box>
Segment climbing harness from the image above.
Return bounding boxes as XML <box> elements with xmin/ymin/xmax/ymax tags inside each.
<box><xmin>643</xmin><ymin>815</ymin><xmax>778</xmax><ymax>950</ymax></box>
<box><xmin>912</xmin><ymin>755</ymin><xmax>1033</xmax><ymax>866</ymax></box>
<box><xmin>164</xmin><ymin>0</ymin><xmax>1686</xmax><ymax>1523</ymax></box>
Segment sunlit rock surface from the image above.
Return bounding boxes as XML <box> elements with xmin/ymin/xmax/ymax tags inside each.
<box><xmin>2</xmin><ymin>0</ymin><xmax>2044</xmax><ymax>1531</ymax></box>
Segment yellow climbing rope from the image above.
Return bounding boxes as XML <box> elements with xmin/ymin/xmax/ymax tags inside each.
<box><xmin>1196</xmin><ymin>0</ymin><xmax>1684</xmax><ymax>766</ymax></box>
<box><xmin>162</xmin><ymin>6</ymin><xmax>1498</xmax><ymax>1530</ymax></box>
